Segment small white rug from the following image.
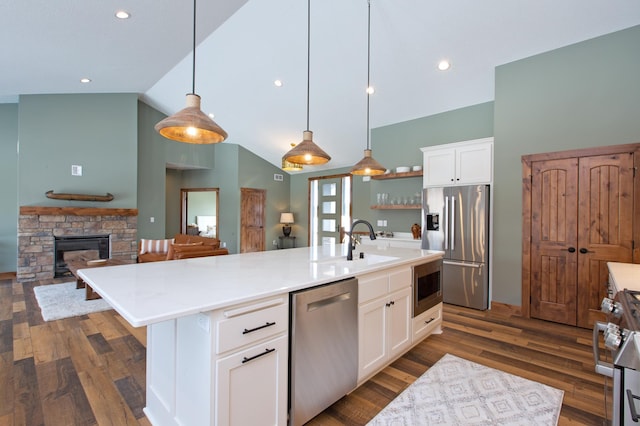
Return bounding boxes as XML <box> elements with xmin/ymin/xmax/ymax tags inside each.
<box><xmin>367</xmin><ymin>354</ymin><xmax>563</xmax><ymax>426</ymax></box>
<box><xmin>34</xmin><ymin>282</ymin><xmax>113</xmax><ymax>321</ymax></box>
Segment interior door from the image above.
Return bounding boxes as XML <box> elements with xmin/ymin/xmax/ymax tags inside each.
<box><xmin>530</xmin><ymin>158</ymin><xmax>579</xmax><ymax>325</ymax></box>
<box><xmin>576</xmin><ymin>153</ymin><xmax>634</xmax><ymax>328</ymax></box>
<box><xmin>240</xmin><ymin>188</ymin><xmax>265</xmax><ymax>253</ymax></box>
<box><xmin>525</xmin><ymin>147</ymin><xmax>636</xmax><ymax>328</ymax></box>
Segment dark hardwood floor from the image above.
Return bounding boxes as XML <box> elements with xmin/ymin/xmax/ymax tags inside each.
<box><xmin>1</xmin><ymin>274</ymin><xmax>609</xmax><ymax>425</ymax></box>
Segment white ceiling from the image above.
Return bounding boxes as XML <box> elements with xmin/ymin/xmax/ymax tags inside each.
<box><xmin>2</xmin><ymin>0</ymin><xmax>640</xmax><ymax>172</ymax></box>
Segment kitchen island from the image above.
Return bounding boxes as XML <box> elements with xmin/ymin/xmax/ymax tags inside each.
<box><xmin>79</xmin><ymin>244</ymin><xmax>443</xmax><ymax>426</ymax></box>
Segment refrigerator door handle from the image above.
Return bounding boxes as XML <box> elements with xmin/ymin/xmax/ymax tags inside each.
<box><xmin>443</xmin><ymin>260</ymin><xmax>482</xmax><ymax>269</ymax></box>
<box><xmin>443</xmin><ymin>196</ymin><xmax>449</xmax><ymax>250</ymax></box>
<box><xmin>450</xmin><ymin>197</ymin><xmax>455</xmax><ymax>251</ymax></box>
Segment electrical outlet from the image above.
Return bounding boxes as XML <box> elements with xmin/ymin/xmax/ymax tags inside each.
<box><xmin>71</xmin><ymin>165</ymin><xmax>82</xmax><ymax>176</ymax></box>
<box><xmin>272</xmin><ymin>239</ymin><xmax>278</xmax><ymax>247</ymax></box>
<box><xmin>150</xmin><ymin>217</ymin><xmax>155</xmax><ymax>223</ymax></box>
<box><xmin>274</xmin><ymin>173</ymin><xmax>284</xmax><ymax>181</ymax></box>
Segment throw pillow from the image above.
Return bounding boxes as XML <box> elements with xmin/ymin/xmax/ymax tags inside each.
<box><xmin>166</xmin><ymin>242</ymin><xmax>204</xmax><ymax>260</ymax></box>
<box><xmin>139</xmin><ymin>238</ymin><xmax>174</xmax><ymax>255</ymax></box>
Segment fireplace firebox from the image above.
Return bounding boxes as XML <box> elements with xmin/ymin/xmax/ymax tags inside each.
<box><xmin>54</xmin><ymin>235</ymin><xmax>110</xmax><ymax>277</ymax></box>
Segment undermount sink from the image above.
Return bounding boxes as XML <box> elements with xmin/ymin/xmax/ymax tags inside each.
<box><xmin>313</xmin><ymin>254</ymin><xmax>399</xmax><ymax>267</ymax></box>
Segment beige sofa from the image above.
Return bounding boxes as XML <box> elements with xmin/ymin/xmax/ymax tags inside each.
<box><xmin>138</xmin><ymin>234</ymin><xmax>229</xmax><ymax>263</ymax></box>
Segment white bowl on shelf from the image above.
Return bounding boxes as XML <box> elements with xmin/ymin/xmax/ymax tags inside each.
<box><xmin>395</xmin><ymin>166</ymin><xmax>410</xmax><ymax>173</ymax></box>
<box><xmin>412</xmin><ymin>165</ymin><xmax>422</xmax><ymax>172</ymax></box>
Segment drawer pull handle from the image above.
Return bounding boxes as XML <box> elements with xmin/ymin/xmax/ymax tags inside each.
<box><xmin>243</xmin><ymin>321</ymin><xmax>276</xmax><ymax>335</ymax></box>
<box><xmin>425</xmin><ymin>317</ymin><xmax>436</xmax><ymax>324</ymax></box>
<box><xmin>242</xmin><ymin>348</ymin><xmax>276</xmax><ymax>364</ymax></box>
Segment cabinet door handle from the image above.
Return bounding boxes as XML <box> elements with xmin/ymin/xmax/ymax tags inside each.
<box><xmin>243</xmin><ymin>321</ymin><xmax>276</xmax><ymax>335</ymax></box>
<box><xmin>567</xmin><ymin>247</ymin><xmax>576</xmax><ymax>253</ymax></box>
<box><xmin>425</xmin><ymin>317</ymin><xmax>436</xmax><ymax>324</ymax></box>
<box><xmin>242</xmin><ymin>348</ymin><xmax>276</xmax><ymax>364</ymax></box>
<box><xmin>385</xmin><ymin>300</ymin><xmax>395</xmax><ymax>307</ymax></box>
<box><xmin>579</xmin><ymin>248</ymin><xmax>593</xmax><ymax>254</ymax></box>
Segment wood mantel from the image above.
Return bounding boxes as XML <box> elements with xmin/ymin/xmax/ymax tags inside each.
<box><xmin>19</xmin><ymin>206</ymin><xmax>138</xmax><ymax>216</ymax></box>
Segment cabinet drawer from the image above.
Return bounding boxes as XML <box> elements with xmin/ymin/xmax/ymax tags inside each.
<box><xmin>216</xmin><ymin>299</ymin><xmax>288</xmax><ymax>354</ymax></box>
<box><xmin>388</xmin><ymin>267</ymin><xmax>411</xmax><ymax>293</ymax></box>
<box><xmin>358</xmin><ymin>272</ymin><xmax>388</xmax><ymax>304</ymax></box>
<box><xmin>412</xmin><ymin>303</ymin><xmax>442</xmax><ymax>343</ymax></box>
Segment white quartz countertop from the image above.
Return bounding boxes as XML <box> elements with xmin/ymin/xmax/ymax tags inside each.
<box><xmin>79</xmin><ymin>244</ymin><xmax>443</xmax><ymax>327</ymax></box>
<box><xmin>608</xmin><ymin>262</ymin><xmax>640</xmax><ymax>293</ymax></box>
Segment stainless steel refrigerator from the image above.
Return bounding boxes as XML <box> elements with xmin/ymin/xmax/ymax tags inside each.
<box><xmin>421</xmin><ymin>185</ymin><xmax>489</xmax><ymax>310</ymax></box>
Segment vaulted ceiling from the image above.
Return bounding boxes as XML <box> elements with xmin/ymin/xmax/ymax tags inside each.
<box><xmin>2</xmin><ymin>0</ymin><xmax>639</xmax><ymax>171</ymax></box>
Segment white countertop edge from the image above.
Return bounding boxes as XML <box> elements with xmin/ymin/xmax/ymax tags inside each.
<box><xmin>79</xmin><ymin>245</ymin><xmax>443</xmax><ymax>328</ymax></box>
<box><xmin>607</xmin><ymin>262</ymin><xmax>640</xmax><ymax>294</ymax></box>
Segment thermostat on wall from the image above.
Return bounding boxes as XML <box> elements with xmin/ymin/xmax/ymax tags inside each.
<box><xmin>71</xmin><ymin>165</ymin><xmax>83</xmax><ymax>176</ymax></box>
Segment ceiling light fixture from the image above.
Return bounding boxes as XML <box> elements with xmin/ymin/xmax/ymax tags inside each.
<box><xmin>80</xmin><ymin>78</ymin><xmax>91</xmax><ymax>84</ymax></box>
<box><xmin>438</xmin><ymin>60</ymin><xmax>451</xmax><ymax>71</ymax></box>
<box><xmin>351</xmin><ymin>0</ymin><xmax>385</xmax><ymax>176</ymax></box>
<box><xmin>154</xmin><ymin>0</ymin><xmax>228</xmax><ymax>144</ymax></box>
<box><xmin>283</xmin><ymin>0</ymin><xmax>330</xmax><ymax>166</ymax></box>
<box><xmin>115</xmin><ymin>10</ymin><xmax>130</xmax><ymax>19</ymax></box>
<box><xmin>274</xmin><ymin>80</ymin><xmax>283</xmax><ymax>87</ymax></box>
<box><xmin>282</xmin><ymin>144</ymin><xmax>304</xmax><ymax>171</ymax></box>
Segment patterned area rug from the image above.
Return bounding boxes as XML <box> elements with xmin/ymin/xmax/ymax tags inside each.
<box><xmin>34</xmin><ymin>282</ymin><xmax>112</xmax><ymax>321</ymax></box>
<box><xmin>367</xmin><ymin>354</ymin><xmax>563</xmax><ymax>426</ymax></box>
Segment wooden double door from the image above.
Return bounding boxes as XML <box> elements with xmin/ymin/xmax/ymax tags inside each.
<box><xmin>523</xmin><ymin>144</ymin><xmax>638</xmax><ymax>328</ymax></box>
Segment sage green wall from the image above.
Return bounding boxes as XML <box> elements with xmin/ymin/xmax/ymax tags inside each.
<box><xmin>493</xmin><ymin>24</ymin><xmax>640</xmax><ymax>306</ymax></box>
<box><xmin>370</xmin><ymin>103</ymin><xmax>495</xmax><ymax>233</ymax></box>
<box><xmin>18</xmin><ymin>94</ymin><xmax>138</xmax><ymax>208</ymax></box>
<box><xmin>0</xmin><ymin>104</ymin><xmax>18</xmax><ymax>273</ymax></box>
<box><xmin>137</xmin><ymin>100</ymin><xmax>218</xmax><ymax>240</ymax></box>
<box><xmin>162</xmin><ymin>143</ymin><xmax>290</xmax><ymax>254</ymax></box>
<box><xmin>238</xmin><ymin>145</ymin><xmax>291</xmax><ymax>251</ymax></box>
<box><xmin>290</xmin><ymin>103</ymin><xmax>493</xmax><ymax>249</ymax></box>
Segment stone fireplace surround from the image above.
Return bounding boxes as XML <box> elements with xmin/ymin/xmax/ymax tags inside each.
<box><xmin>18</xmin><ymin>206</ymin><xmax>138</xmax><ymax>282</ymax></box>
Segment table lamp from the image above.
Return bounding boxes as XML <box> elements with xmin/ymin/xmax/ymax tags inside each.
<box><xmin>280</xmin><ymin>212</ymin><xmax>294</xmax><ymax>237</ymax></box>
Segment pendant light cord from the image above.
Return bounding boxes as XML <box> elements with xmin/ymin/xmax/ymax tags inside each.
<box><xmin>191</xmin><ymin>0</ymin><xmax>197</xmax><ymax>95</ymax></box>
<box><xmin>366</xmin><ymin>0</ymin><xmax>371</xmax><ymax>150</ymax></box>
<box><xmin>306</xmin><ymin>0</ymin><xmax>311</xmax><ymax>131</ymax></box>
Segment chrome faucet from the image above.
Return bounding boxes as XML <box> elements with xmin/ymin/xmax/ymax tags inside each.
<box><xmin>346</xmin><ymin>219</ymin><xmax>376</xmax><ymax>260</ymax></box>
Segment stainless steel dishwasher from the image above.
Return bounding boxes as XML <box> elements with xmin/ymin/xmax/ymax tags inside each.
<box><xmin>289</xmin><ymin>277</ymin><xmax>358</xmax><ymax>426</ymax></box>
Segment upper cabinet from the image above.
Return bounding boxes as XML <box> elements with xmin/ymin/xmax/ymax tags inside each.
<box><xmin>421</xmin><ymin>138</ymin><xmax>493</xmax><ymax>187</ymax></box>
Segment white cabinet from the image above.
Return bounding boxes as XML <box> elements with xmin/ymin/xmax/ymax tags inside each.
<box><xmin>422</xmin><ymin>138</ymin><xmax>493</xmax><ymax>186</ymax></box>
<box><xmin>145</xmin><ymin>296</ymin><xmax>289</xmax><ymax>426</ymax></box>
<box><xmin>358</xmin><ymin>267</ymin><xmax>412</xmax><ymax>383</ymax></box>
<box><xmin>215</xmin><ymin>334</ymin><xmax>288</xmax><ymax>426</ymax></box>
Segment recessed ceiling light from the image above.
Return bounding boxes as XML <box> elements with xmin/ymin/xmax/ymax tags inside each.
<box><xmin>274</xmin><ymin>80</ymin><xmax>283</xmax><ymax>87</ymax></box>
<box><xmin>437</xmin><ymin>60</ymin><xmax>451</xmax><ymax>71</ymax></box>
<box><xmin>80</xmin><ymin>78</ymin><xmax>91</xmax><ymax>84</ymax></box>
<box><xmin>208</xmin><ymin>113</ymin><xmax>215</xmax><ymax>119</ymax></box>
<box><xmin>366</xmin><ymin>85</ymin><xmax>375</xmax><ymax>95</ymax></box>
<box><xmin>115</xmin><ymin>10</ymin><xmax>130</xmax><ymax>19</ymax></box>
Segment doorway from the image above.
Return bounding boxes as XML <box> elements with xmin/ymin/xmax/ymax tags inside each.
<box><xmin>240</xmin><ymin>188</ymin><xmax>266</xmax><ymax>253</ymax></box>
<box><xmin>522</xmin><ymin>143</ymin><xmax>639</xmax><ymax>328</ymax></box>
<box><xmin>309</xmin><ymin>174</ymin><xmax>352</xmax><ymax>247</ymax></box>
<box><xmin>180</xmin><ymin>188</ymin><xmax>219</xmax><ymax>237</ymax></box>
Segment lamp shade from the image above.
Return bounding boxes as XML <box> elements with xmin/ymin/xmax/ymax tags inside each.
<box><xmin>155</xmin><ymin>94</ymin><xmax>228</xmax><ymax>144</ymax></box>
<box><xmin>283</xmin><ymin>131</ymin><xmax>331</xmax><ymax>165</ymax></box>
<box><xmin>351</xmin><ymin>149</ymin><xmax>386</xmax><ymax>176</ymax></box>
<box><xmin>280</xmin><ymin>212</ymin><xmax>294</xmax><ymax>224</ymax></box>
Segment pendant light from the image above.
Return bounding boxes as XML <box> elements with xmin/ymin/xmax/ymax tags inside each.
<box><xmin>351</xmin><ymin>0</ymin><xmax>386</xmax><ymax>176</ymax></box>
<box><xmin>283</xmin><ymin>0</ymin><xmax>331</xmax><ymax>165</ymax></box>
<box><xmin>282</xmin><ymin>144</ymin><xmax>304</xmax><ymax>171</ymax></box>
<box><xmin>154</xmin><ymin>0</ymin><xmax>228</xmax><ymax>144</ymax></box>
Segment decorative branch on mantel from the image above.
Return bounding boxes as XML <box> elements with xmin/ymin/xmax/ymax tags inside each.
<box><xmin>45</xmin><ymin>190</ymin><xmax>114</xmax><ymax>202</ymax></box>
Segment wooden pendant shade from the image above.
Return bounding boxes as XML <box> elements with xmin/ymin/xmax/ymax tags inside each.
<box><xmin>350</xmin><ymin>149</ymin><xmax>386</xmax><ymax>176</ymax></box>
<box><xmin>284</xmin><ymin>131</ymin><xmax>331</xmax><ymax>165</ymax></box>
<box><xmin>155</xmin><ymin>94</ymin><xmax>227</xmax><ymax>144</ymax></box>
